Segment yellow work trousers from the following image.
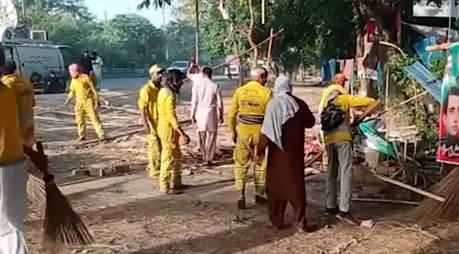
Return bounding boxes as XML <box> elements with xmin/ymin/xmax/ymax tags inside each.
<box><xmin>75</xmin><ymin>99</ymin><xmax>105</xmax><ymax>139</ymax></box>
<box><xmin>233</xmin><ymin>124</ymin><xmax>266</xmax><ymax>196</ymax></box>
<box><xmin>158</xmin><ymin>124</ymin><xmax>181</xmax><ymax>192</ymax></box>
<box><xmin>146</xmin><ymin>128</ymin><xmax>161</xmax><ymax>178</ymax></box>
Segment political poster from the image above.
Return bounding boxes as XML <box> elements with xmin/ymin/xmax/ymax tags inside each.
<box><xmin>437</xmin><ymin>43</ymin><xmax>459</xmax><ymax>164</ymax></box>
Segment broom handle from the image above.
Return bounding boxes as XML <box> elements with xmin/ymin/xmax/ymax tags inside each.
<box><xmin>36</xmin><ymin>141</ymin><xmax>54</xmax><ymax>183</ymax></box>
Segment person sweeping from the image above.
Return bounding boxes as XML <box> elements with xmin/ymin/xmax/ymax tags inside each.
<box><xmin>0</xmin><ymin>63</ymin><xmax>48</xmax><ymax>254</ymax></box>
<box><xmin>65</xmin><ymin>64</ymin><xmax>106</xmax><ymax>141</ymax></box>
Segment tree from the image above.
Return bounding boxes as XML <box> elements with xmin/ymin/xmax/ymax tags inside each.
<box><xmin>164</xmin><ymin>20</ymin><xmax>195</xmax><ymax>61</ymax></box>
<box><xmin>270</xmin><ymin>0</ymin><xmax>355</xmax><ymax>71</ymax></box>
<box><xmin>137</xmin><ymin>0</ymin><xmax>171</xmax><ymax>9</ymax></box>
<box><xmin>14</xmin><ymin>0</ymin><xmax>92</xmax><ymax>20</ymax></box>
<box><xmin>99</xmin><ymin>14</ymin><xmax>165</xmax><ymax>67</ymax></box>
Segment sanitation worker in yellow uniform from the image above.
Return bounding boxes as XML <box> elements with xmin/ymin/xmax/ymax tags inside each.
<box><xmin>65</xmin><ymin>64</ymin><xmax>106</xmax><ymax>141</ymax></box>
<box><xmin>0</xmin><ymin>60</ymin><xmax>48</xmax><ymax>254</ymax></box>
<box><xmin>138</xmin><ymin>65</ymin><xmax>164</xmax><ymax>179</ymax></box>
<box><xmin>228</xmin><ymin>67</ymin><xmax>272</xmax><ymax>209</ymax></box>
<box><xmin>157</xmin><ymin>69</ymin><xmax>190</xmax><ymax>194</ymax></box>
<box><xmin>1</xmin><ymin>61</ymin><xmax>36</xmax><ymax>147</ymax></box>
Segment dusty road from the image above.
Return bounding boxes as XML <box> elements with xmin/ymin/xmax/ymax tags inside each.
<box><xmin>26</xmin><ymin>77</ymin><xmax>459</xmax><ymax>254</ymax></box>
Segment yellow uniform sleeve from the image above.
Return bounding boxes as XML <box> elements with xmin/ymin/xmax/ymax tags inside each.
<box><xmin>66</xmin><ymin>80</ymin><xmax>76</xmax><ymax>102</ymax></box>
<box><xmin>228</xmin><ymin>89</ymin><xmax>240</xmax><ymax>135</ymax></box>
<box><xmin>165</xmin><ymin>93</ymin><xmax>179</xmax><ymax>131</ymax></box>
<box><xmin>345</xmin><ymin>95</ymin><xmax>375</xmax><ymax>108</ymax></box>
<box><xmin>138</xmin><ymin>87</ymin><xmax>149</xmax><ymax>110</ymax></box>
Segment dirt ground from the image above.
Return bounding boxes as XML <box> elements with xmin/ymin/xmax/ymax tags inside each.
<box><xmin>24</xmin><ymin>85</ymin><xmax>459</xmax><ymax>254</ymax></box>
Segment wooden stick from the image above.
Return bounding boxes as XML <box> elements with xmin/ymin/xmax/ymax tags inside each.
<box><xmin>212</xmin><ymin>28</ymin><xmax>285</xmax><ymax>70</ymax></box>
<box><xmin>304</xmin><ymin>151</ymin><xmax>323</xmax><ymax>168</ymax></box>
<box><xmin>77</xmin><ymin>119</ymin><xmax>193</xmax><ymax>146</ymax></box>
<box><xmin>101</xmin><ymin>105</ymin><xmax>139</xmax><ymax>115</ymax></box>
<box><xmin>36</xmin><ymin>109</ymin><xmax>75</xmax><ymax>117</ymax></box>
<box><xmin>79</xmin><ymin>128</ymin><xmax>144</xmax><ymax>146</ymax></box>
<box><xmin>373</xmin><ymin>173</ymin><xmax>445</xmax><ymax>203</ymax></box>
<box><xmin>352</xmin><ymin>197</ymin><xmax>420</xmax><ymax>206</ymax></box>
<box><xmin>266</xmin><ymin>28</ymin><xmax>274</xmax><ymax>66</ymax></box>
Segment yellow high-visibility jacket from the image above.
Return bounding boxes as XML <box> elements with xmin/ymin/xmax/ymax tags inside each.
<box><xmin>321</xmin><ymin>88</ymin><xmax>375</xmax><ymax>145</ymax></box>
<box><xmin>0</xmin><ymin>82</ymin><xmax>24</xmax><ymax>164</ymax></box>
<box><xmin>228</xmin><ymin>81</ymin><xmax>272</xmax><ymax>135</ymax></box>
<box><xmin>138</xmin><ymin>81</ymin><xmax>159</xmax><ymax>124</ymax></box>
<box><xmin>157</xmin><ymin>88</ymin><xmax>179</xmax><ymax>131</ymax></box>
<box><xmin>67</xmin><ymin>74</ymin><xmax>99</xmax><ymax>103</ymax></box>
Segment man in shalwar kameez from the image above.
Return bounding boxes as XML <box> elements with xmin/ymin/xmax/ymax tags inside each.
<box><xmin>259</xmin><ymin>75</ymin><xmax>316</xmax><ymax>232</ymax></box>
<box><xmin>190</xmin><ymin>67</ymin><xmax>224</xmax><ymax>166</ymax></box>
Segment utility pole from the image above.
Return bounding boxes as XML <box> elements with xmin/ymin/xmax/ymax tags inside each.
<box><xmin>21</xmin><ymin>0</ymin><xmax>26</xmax><ymax>20</ymax></box>
<box><xmin>163</xmin><ymin>6</ymin><xmax>169</xmax><ymax>61</ymax></box>
<box><xmin>194</xmin><ymin>0</ymin><xmax>200</xmax><ymax>64</ymax></box>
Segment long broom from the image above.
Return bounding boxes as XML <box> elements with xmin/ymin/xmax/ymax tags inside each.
<box><xmin>32</xmin><ymin>142</ymin><xmax>94</xmax><ymax>251</ymax></box>
<box><xmin>414</xmin><ymin>168</ymin><xmax>459</xmax><ymax>221</ymax></box>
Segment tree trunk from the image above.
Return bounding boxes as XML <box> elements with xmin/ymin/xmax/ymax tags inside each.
<box><xmin>247</xmin><ymin>0</ymin><xmax>257</xmax><ymax>67</ymax></box>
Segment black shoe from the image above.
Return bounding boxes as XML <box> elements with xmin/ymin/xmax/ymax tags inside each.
<box><xmin>237</xmin><ymin>199</ymin><xmax>246</xmax><ymax>210</ymax></box>
<box><xmin>167</xmin><ymin>189</ymin><xmax>183</xmax><ymax>195</ymax></box>
<box><xmin>326</xmin><ymin>208</ymin><xmax>339</xmax><ymax>215</ymax></box>
<box><xmin>336</xmin><ymin>211</ymin><xmax>360</xmax><ymax>225</ymax></box>
<box><xmin>175</xmin><ymin>184</ymin><xmax>192</xmax><ymax>190</ymax></box>
<box><xmin>255</xmin><ymin>195</ymin><xmax>268</xmax><ymax>205</ymax></box>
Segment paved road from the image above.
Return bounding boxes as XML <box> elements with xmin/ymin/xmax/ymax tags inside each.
<box><xmin>98</xmin><ymin>76</ymin><xmax>239</xmax><ymax>102</ymax></box>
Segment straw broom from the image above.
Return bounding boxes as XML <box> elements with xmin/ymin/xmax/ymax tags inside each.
<box><xmin>414</xmin><ymin>168</ymin><xmax>459</xmax><ymax>221</ymax></box>
<box><xmin>31</xmin><ymin>142</ymin><xmax>93</xmax><ymax>251</ymax></box>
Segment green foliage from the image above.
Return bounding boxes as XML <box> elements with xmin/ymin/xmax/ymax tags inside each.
<box><xmin>164</xmin><ymin>20</ymin><xmax>196</xmax><ymax>61</ymax></box>
<box><xmin>23</xmin><ymin>2</ymin><xmax>173</xmax><ymax>68</ymax></box>
<box><xmin>271</xmin><ymin>0</ymin><xmax>356</xmax><ymax>71</ymax></box>
<box><xmin>137</xmin><ymin>0</ymin><xmax>171</xmax><ymax>9</ymax></box>
<box><xmin>388</xmin><ymin>54</ymin><xmax>443</xmax><ymax>149</ymax></box>
<box><xmin>15</xmin><ymin>0</ymin><xmax>91</xmax><ymax>20</ymax></box>
<box><xmin>99</xmin><ymin>14</ymin><xmax>165</xmax><ymax>67</ymax></box>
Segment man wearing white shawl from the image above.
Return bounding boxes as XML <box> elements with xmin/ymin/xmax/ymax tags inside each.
<box><xmin>259</xmin><ymin>75</ymin><xmax>316</xmax><ymax>232</ymax></box>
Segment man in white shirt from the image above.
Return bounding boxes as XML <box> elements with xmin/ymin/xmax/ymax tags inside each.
<box><xmin>190</xmin><ymin>67</ymin><xmax>224</xmax><ymax>166</ymax></box>
<box><xmin>91</xmin><ymin>51</ymin><xmax>104</xmax><ymax>85</ymax></box>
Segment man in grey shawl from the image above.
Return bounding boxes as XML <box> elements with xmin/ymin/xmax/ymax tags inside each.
<box><xmin>259</xmin><ymin>75</ymin><xmax>316</xmax><ymax>232</ymax></box>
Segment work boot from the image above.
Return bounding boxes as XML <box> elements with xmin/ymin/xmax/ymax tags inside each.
<box><xmin>336</xmin><ymin>211</ymin><xmax>360</xmax><ymax>226</ymax></box>
<box><xmin>237</xmin><ymin>199</ymin><xmax>246</xmax><ymax>210</ymax></box>
<box><xmin>326</xmin><ymin>207</ymin><xmax>339</xmax><ymax>215</ymax></box>
<box><xmin>297</xmin><ymin>223</ymin><xmax>321</xmax><ymax>233</ymax></box>
<box><xmin>255</xmin><ymin>195</ymin><xmax>268</xmax><ymax>205</ymax></box>
<box><xmin>237</xmin><ymin>190</ymin><xmax>246</xmax><ymax>210</ymax></box>
<box><xmin>167</xmin><ymin>189</ymin><xmax>183</xmax><ymax>195</ymax></box>
<box><xmin>175</xmin><ymin>184</ymin><xmax>192</xmax><ymax>190</ymax></box>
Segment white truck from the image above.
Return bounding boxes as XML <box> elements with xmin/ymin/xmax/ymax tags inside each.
<box><xmin>0</xmin><ymin>0</ymin><xmax>69</xmax><ymax>94</ymax></box>
<box><xmin>3</xmin><ymin>40</ymin><xmax>69</xmax><ymax>93</ymax></box>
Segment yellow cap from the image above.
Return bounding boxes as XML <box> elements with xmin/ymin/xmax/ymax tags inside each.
<box><xmin>149</xmin><ymin>64</ymin><xmax>164</xmax><ymax>75</ymax></box>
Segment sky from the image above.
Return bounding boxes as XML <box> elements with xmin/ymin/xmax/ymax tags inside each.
<box><xmin>84</xmin><ymin>0</ymin><xmax>174</xmax><ymax>27</ymax></box>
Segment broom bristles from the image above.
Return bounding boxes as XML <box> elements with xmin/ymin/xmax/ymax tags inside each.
<box><xmin>42</xmin><ymin>181</ymin><xmax>93</xmax><ymax>251</ymax></box>
<box><xmin>414</xmin><ymin>169</ymin><xmax>459</xmax><ymax>221</ymax></box>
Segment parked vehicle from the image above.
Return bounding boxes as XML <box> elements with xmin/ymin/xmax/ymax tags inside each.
<box><xmin>3</xmin><ymin>41</ymin><xmax>69</xmax><ymax>93</ymax></box>
<box><xmin>167</xmin><ymin>60</ymin><xmax>189</xmax><ymax>74</ymax></box>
